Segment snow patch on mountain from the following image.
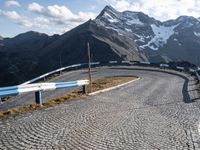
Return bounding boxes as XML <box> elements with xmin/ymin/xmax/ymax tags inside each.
<box><xmin>125</xmin><ymin>28</ymin><xmax>132</xmax><ymax>32</ymax></box>
<box><xmin>194</xmin><ymin>32</ymin><xmax>200</xmax><ymax>37</ymax></box>
<box><xmin>123</xmin><ymin>12</ymin><xmax>144</xmax><ymax>25</ymax></box>
<box><xmin>126</xmin><ymin>18</ymin><xmax>144</xmax><ymax>25</ymax></box>
<box><xmin>173</xmin><ymin>38</ymin><xmax>182</xmax><ymax>46</ymax></box>
<box><xmin>174</xmin><ymin>38</ymin><xmax>178</xmax><ymax>41</ymax></box>
<box><xmin>106</xmin><ymin>26</ymin><xmax>120</xmax><ymax>32</ymax></box>
<box><xmin>103</xmin><ymin>12</ymin><xmax>118</xmax><ymax>23</ymax></box>
<box><xmin>134</xmin><ymin>33</ymin><xmax>145</xmax><ymax>42</ymax></box>
<box><xmin>140</xmin><ymin>24</ymin><xmax>178</xmax><ymax>50</ymax></box>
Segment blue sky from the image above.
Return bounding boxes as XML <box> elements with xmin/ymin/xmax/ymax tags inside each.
<box><xmin>1</xmin><ymin>0</ymin><xmax>200</xmax><ymax>37</ymax></box>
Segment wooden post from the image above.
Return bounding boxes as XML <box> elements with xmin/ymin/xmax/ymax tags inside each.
<box><xmin>88</xmin><ymin>42</ymin><xmax>92</xmax><ymax>93</ymax></box>
<box><xmin>59</xmin><ymin>53</ymin><xmax>62</xmax><ymax>75</ymax></box>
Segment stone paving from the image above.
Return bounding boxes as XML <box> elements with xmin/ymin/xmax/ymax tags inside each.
<box><xmin>0</xmin><ymin>67</ymin><xmax>200</xmax><ymax>149</ymax></box>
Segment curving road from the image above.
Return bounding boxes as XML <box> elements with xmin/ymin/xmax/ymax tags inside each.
<box><xmin>0</xmin><ymin>66</ymin><xmax>200</xmax><ymax>149</ymax></box>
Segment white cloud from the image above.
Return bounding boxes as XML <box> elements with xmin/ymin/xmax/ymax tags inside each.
<box><xmin>0</xmin><ymin>11</ymin><xmax>32</xmax><ymax>27</ymax></box>
<box><xmin>33</xmin><ymin>17</ymin><xmax>50</xmax><ymax>28</ymax></box>
<box><xmin>5</xmin><ymin>0</ymin><xmax>20</xmax><ymax>7</ymax></box>
<box><xmin>0</xmin><ymin>10</ymin><xmax>51</xmax><ymax>28</ymax></box>
<box><xmin>2</xmin><ymin>11</ymin><xmax>20</xmax><ymax>20</ymax></box>
<box><xmin>1</xmin><ymin>2</ymin><xmax>97</xmax><ymax>35</ymax></box>
<box><xmin>105</xmin><ymin>0</ymin><xmax>200</xmax><ymax>21</ymax></box>
<box><xmin>28</xmin><ymin>2</ymin><xmax>43</xmax><ymax>12</ymax></box>
<box><xmin>78</xmin><ymin>11</ymin><xmax>96</xmax><ymax>21</ymax></box>
<box><xmin>28</xmin><ymin>2</ymin><xmax>96</xmax><ymax>24</ymax></box>
<box><xmin>45</xmin><ymin>5</ymin><xmax>75</xmax><ymax>21</ymax></box>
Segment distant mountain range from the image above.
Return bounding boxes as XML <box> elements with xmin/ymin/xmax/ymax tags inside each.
<box><xmin>0</xmin><ymin>5</ymin><xmax>200</xmax><ymax>86</ymax></box>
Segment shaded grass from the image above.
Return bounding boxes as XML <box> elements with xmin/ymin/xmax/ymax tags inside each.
<box><xmin>1</xmin><ymin>96</ymin><xmax>11</xmax><ymax>102</ymax></box>
<box><xmin>0</xmin><ymin>76</ymin><xmax>137</xmax><ymax>119</ymax></box>
<box><xmin>89</xmin><ymin>76</ymin><xmax>137</xmax><ymax>92</ymax></box>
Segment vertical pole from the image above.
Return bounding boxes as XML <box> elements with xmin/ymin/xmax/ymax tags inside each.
<box><xmin>82</xmin><ymin>85</ymin><xmax>87</xmax><ymax>94</ymax></box>
<box><xmin>35</xmin><ymin>91</ymin><xmax>42</xmax><ymax>106</ymax></box>
<box><xmin>0</xmin><ymin>97</ymin><xmax>2</xmax><ymax>104</ymax></box>
<box><xmin>88</xmin><ymin>42</ymin><xmax>92</xmax><ymax>93</ymax></box>
<box><xmin>59</xmin><ymin>53</ymin><xmax>62</xmax><ymax>75</ymax></box>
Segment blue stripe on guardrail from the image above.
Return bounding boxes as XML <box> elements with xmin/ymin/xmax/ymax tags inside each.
<box><xmin>0</xmin><ymin>80</ymin><xmax>88</xmax><ymax>99</ymax></box>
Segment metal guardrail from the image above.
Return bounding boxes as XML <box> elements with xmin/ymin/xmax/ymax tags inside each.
<box><xmin>109</xmin><ymin>61</ymin><xmax>118</xmax><ymax>64</ymax></box>
<box><xmin>160</xmin><ymin>64</ymin><xmax>169</xmax><ymax>68</ymax></box>
<box><xmin>176</xmin><ymin>66</ymin><xmax>185</xmax><ymax>70</ymax></box>
<box><xmin>20</xmin><ymin>61</ymin><xmax>199</xmax><ymax>86</ymax></box>
<box><xmin>1</xmin><ymin>60</ymin><xmax>199</xmax><ymax>105</ymax></box>
<box><xmin>21</xmin><ymin>63</ymin><xmax>102</xmax><ymax>85</ymax></box>
<box><xmin>21</xmin><ymin>64</ymin><xmax>86</xmax><ymax>85</ymax></box>
<box><xmin>122</xmin><ymin>61</ymin><xmax>130</xmax><ymax>64</ymax></box>
<box><xmin>0</xmin><ymin>80</ymin><xmax>89</xmax><ymax>105</ymax></box>
<box><xmin>139</xmin><ymin>61</ymin><xmax>151</xmax><ymax>65</ymax></box>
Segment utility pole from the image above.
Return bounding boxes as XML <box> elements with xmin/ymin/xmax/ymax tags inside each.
<box><xmin>59</xmin><ymin>53</ymin><xmax>62</xmax><ymax>75</ymax></box>
<box><xmin>87</xmin><ymin>42</ymin><xmax>92</xmax><ymax>93</ymax></box>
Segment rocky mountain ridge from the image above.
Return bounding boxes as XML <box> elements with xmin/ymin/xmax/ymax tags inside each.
<box><xmin>95</xmin><ymin>6</ymin><xmax>200</xmax><ymax>63</ymax></box>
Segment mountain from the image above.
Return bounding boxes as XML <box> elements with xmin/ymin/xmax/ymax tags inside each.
<box><xmin>0</xmin><ymin>5</ymin><xmax>200</xmax><ymax>86</ymax></box>
<box><xmin>95</xmin><ymin>6</ymin><xmax>200</xmax><ymax>64</ymax></box>
<box><xmin>0</xmin><ymin>20</ymin><xmax>142</xmax><ymax>86</ymax></box>
<box><xmin>0</xmin><ymin>31</ymin><xmax>60</xmax><ymax>86</ymax></box>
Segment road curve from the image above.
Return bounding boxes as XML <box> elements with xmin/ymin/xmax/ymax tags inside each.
<box><xmin>0</xmin><ymin>66</ymin><xmax>200</xmax><ymax>149</ymax></box>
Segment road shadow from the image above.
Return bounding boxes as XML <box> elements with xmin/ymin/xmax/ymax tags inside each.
<box><xmin>182</xmin><ymin>78</ymin><xmax>192</xmax><ymax>103</ymax></box>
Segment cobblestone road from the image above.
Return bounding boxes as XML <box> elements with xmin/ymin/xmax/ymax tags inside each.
<box><xmin>0</xmin><ymin>67</ymin><xmax>200</xmax><ymax>149</ymax></box>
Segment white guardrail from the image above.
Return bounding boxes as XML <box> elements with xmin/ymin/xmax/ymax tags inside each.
<box><xmin>176</xmin><ymin>66</ymin><xmax>185</xmax><ymax>70</ymax></box>
<box><xmin>0</xmin><ymin>80</ymin><xmax>89</xmax><ymax>105</ymax></box>
<box><xmin>139</xmin><ymin>61</ymin><xmax>151</xmax><ymax>65</ymax></box>
<box><xmin>21</xmin><ymin>63</ymin><xmax>86</xmax><ymax>85</ymax></box>
<box><xmin>21</xmin><ymin>63</ymin><xmax>101</xmax><ymax>85</ymax></box>
<box><xmin>122</xmin><ymin>61</ymin><xmax>130</xmax><ymax>64</ymax></box>
<box><xmin>160</xmin><ymin>64</ymin><xmax>169</xmax><ymax>68</ymax></box>
<box><xmin>109</xmin><ymin>61</ymin><xmax>118</xmax><ymax>64</ymax></box>
<box><xmin>15</xmin><ymin>61</ymin><xmax>200</xmax><ymax>86</ymax></box>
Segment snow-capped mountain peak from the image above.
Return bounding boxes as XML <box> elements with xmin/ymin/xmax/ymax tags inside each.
<box><xmin>95</xmin><ymin>6</ymin><xmax>200</xmax><ymax>52</ymax></box>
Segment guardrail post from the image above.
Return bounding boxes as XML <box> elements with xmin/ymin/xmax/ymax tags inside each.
<box><xmin>82</xmin><ymin>85</ymin><xmax>87</xmax><ymax>94</ymax></box>
<box><xmin>35</xmin><ymin>91</ymin><xmax>42</xmax><ymax>106</ymax></box>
